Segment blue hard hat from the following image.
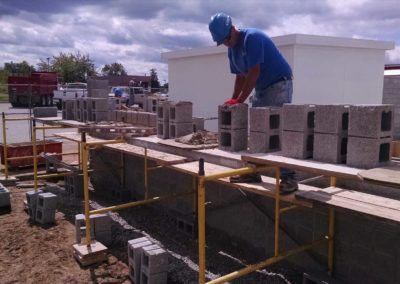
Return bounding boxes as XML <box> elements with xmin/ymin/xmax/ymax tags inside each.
<box><xmin>209</xmin><ymin>13</ymin><xmax>232</xmax><ymax>46</ymax></box>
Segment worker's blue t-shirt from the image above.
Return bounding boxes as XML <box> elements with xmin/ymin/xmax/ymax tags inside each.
<box><xmin>228</xmin><ymin>28</ymin><xmax>292</xmax><ymax>90</ymax></box>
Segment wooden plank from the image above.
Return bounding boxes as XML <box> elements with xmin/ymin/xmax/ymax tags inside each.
<box><xmin>296</xmin><ymin>187</ymin><xmax>400</xmax><ymax>223</ymax></box>
<box><xmin>242</xmin><ymin>153</ymin><xmax>361</xmax><ymax>180</ymax></box>
<box><xmin>358</xmin><ymin>165</ymin><xmax>400</xmax><ymax>189</ymax></box>
<box><xmin>54</xmin><ymin>132</ymin><xmax>108</xmax><ymax>143</ymax></box>
<box><xmin>172</xmin><ymin>161</ymin><xmax>314</xmax><ymax>208</ymax></box>
<box><xmin>158</xmin><ymin>138</ymin><xmax>217</xmax><ymax>150</ymax></box>
<box><xmin>104</xmin><ymin>143</ymin><xmax>188</xmax><ymax>164</ymax></box>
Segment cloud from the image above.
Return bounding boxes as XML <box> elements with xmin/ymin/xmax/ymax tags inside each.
<box><xmin>0</xmin><ymin>0</ymin><xmax>398</xmax><ymax>83</ymax></box>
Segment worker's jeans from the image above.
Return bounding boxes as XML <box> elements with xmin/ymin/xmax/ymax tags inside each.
<box><xmin>251</xmin><ymin>79</ymin><xmax>295</xmax><ymax>180</ymax></box>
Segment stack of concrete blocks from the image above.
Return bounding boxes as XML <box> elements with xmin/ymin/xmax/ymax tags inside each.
<box><xmin>143</xmin><ymin>95</ymin><xmax>158</xmax><ymax>113</ymax></box>
<box><xmin>282</xmin><ymin>104</ymin><xmax>316</xmax><ymax>159</ymax></box>
<box><xmin>35</xmin><ymin>192</ymin><xmax>57</xmax><ymax>225</ymax></box>
<box><xmin>87</xmin><ymin>98</ymin><xmax>109</xmax><ymax>122</ymax></box>
<box><xmin>64</xmin><ymin>174</ymin><xmax>84</xmax><ymax>198</ymax></box>
<box><xmin>157</xmin><ymin>101</ymin><xmax>170</xmax><ymax>139</ymax></box>
<box><xmin>0</xmin><ymin>183</ymin><xmax>11</xmax><ymax>212</ymax></box>
<box><xmin>313</xmin><ymin>105</ymin><xmax>350</xmax><ymax>163</ymax></box>
<box><xmin>33</xmin><ymin>107</ymin><xmax>58</xmax><ymax>118</ymax></box>
<box><xmin>218</xmin><ymin>104</ymin><xmax>248</xmax><ymax>151</ymax></box>
<box><xmin>169</xmin><ymin>101</ymin><xmax>193</xmax><ymax>139</ymax></box>
<box><xmin>87</xmin><ymin>78</ymin><xmax>109</xmax><ymax>98</ymax></box>
<box><xmin>192</xmin><ymin>117</ymin><xmax>205</xmax><ymax>132</ymax></box>
<box><xmin>347</xmin><ymin>104</ymin><xmax>394</xmax><ymax>168</ymax></box>
<box><xmin>75</xmin><ymin>213</ymin><xmax>112</xmax><ymax>246</ymax></box>
<box><xmin>62</xmin><ymin>99</ymin><xmax>77</xmax><ymax>120</ymax></box>
<box><xmin>26</xmin><ymin>189</ymin><xmax>43</xmax><ymax>221</ymax></box>
<box><xmin>249</xmin><ymin>107</ymin><xmax>281</xmax><ymax>153</ymax></box>
<box><xmin>127</xmin><ymin>237</ymin><xmax>168</xmax><ymax>284</ymax></box>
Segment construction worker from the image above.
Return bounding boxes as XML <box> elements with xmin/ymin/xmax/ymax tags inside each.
<box><xmin>209</xmin><ymin>12</ymin><xmax>298</xmax><ymax>194</ymax></box>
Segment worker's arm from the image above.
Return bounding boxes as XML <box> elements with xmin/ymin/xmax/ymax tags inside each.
<box><xmin>236</xmin><ymin>64</ymin><xmax>260</xmax><ymax>103</ymax></box>
<box><xmin>232</xmin><ymin>75</ymin><xmax>245</xmax><ymax>100</ymax></box>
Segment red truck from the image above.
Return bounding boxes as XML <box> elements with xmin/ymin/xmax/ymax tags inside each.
<box><xmin>8</xmin><ymin>72</ymin><xmax>58</xmax><ymax>107</ymax></box>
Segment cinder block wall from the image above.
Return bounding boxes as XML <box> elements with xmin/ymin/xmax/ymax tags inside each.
<box><xmin>91</xmin><ymin>148</ymin><xmax>400</xmax><ymax>283</ymax></box>
<box><xmin>383</xmin><ymin>75</ymin><xmax>400</xmax><ymax>139</ymax></box>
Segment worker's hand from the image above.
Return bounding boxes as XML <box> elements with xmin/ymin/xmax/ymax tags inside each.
<box><xmin>224</xmin><ymin>99</ymin><xmax>240</xmax><ymax>105</ymax></box>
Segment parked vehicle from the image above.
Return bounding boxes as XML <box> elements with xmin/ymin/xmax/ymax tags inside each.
<box><xmin>8</xmin><ymin>72</ymin><xmax>58</xmax><ymax>107</ymax></box>
<box><xmin>53</xmin><ymin>82</ymin><xmax>87</xmax><ymax>109</ymax></box>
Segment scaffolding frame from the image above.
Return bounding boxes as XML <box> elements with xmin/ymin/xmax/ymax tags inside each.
<box><xmin>195</xmin><ymin>158</ymin><xmax>337</xmax><ymax>284</ymax></box>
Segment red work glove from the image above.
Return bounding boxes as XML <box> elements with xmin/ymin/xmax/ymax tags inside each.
<box><xmin>224</xmin><ymin>99</ymin><xmax>240</xmax><ymax>105</ymax></box>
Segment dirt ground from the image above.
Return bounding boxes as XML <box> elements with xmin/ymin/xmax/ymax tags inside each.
<box><xmin>0</xmin><ymin>142</ymin><xmax>301</xmax><ymax>283</ymax></box>
<box><xmin>0</xmin><ymin>186</ymin><xmax>131</xmax><ymax>284</ymax></box>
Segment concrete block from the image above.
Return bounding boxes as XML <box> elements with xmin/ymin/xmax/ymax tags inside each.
<box><xmin>313</xmin><ymin>133</ymin><xmax>347</xmax><ymax>163</ymax></box>
<box><xmin>192</xmin><ymin>117</ymin><xmax>205</xmax><ymax>131</ymax></box>
<box><xmin>138</xmin><ymin>112</ymin><xmax>150</xmax><ymax>126</ymax></box>
<box><xmin>75</xmin><ymin>214</ymin><xmax>95</xmax><ymax>244</ymax></box>
<box><xmin>157</xmin><ymin>101</ymin><xmax>170</xmax><ymax>121</ymax></box>
<box><xmin>91</xmin><ymin>111</ymin><xmax>108</xmax><ymax>122</ymax></box>
<box><xmin>177</xmin><ymin>215</ymin><xmax>196</xmax><ymax>238</ymax></box>
<box><xmin>282</xmin><ymin>130</ymin><xmax>314</xmax><ymax>159</ymax></box>
<box><xmin>347</xmin><ymin>136</ymin><xmax>392</xmax><ymax>169</ymax></box>
<box><xmin>129</xmin><ymin>111</ymin><xmax>138</xmax><ymax>124</ymax></box>
<box><xmin>157</xmin><ymin>120</ymin><xmax>169</xmax><ymax>139</ymax></box>
<box><xmin>37</xmin><ymin>192</ymin><xmax>57</xmax><ymax>210</ymax></box>
<box><xmin>92</xmin><ymin>214</ymin><xmax>111</xmax><ymax>232</ymax></box>
<box><xmin>218</xmin><ymin>128</ymin><xmax>248</xmax><ymax>152</ymax></box>
<box><xmin>64</xmin><ymin>175</ymin><xmax>83</xmax><ymax>198</ymax></box>
<box><xmin>108</xmin><ymin>98</ymin><xmax>122</xmax><ymax>111</ymax></box>
<box><xmin>87</xmin><ymin>78</ymin><xmax>109</xmax><ymax>91</ymax></box>
<box><xmin>249</xmin><ymin>131</ymin><xmax>280</xmax><ymax>153</ymax></box>
<box><xmin>95</xmin><ymin>230</ymin><xmax>112</xmax><ymax>246</ymax></box>
<box><xmin>141</xmin><ymin>247</ymin><xmax>168</xmax><ymax>275</ymax></box>
<box><xmin>36</xmin><ymin>208</ymin><xmax>56</xmax><ymax>224</ymax></box>
<box><xmin>0</xmin><ymin>186</ymin><xmax>11</xmax><ymax>208</ymax></box>
<box><xmin>314</xmin><ymin>104</ymin><xmax>350</xmax><ymax>134</ymax></box>
<box><xmin>218</xmin><ymin>103</ymin><xmax>248</xmax><ymax>130</ymax></box>
<box><xmin>249</xmin><ymin>107</ymin><xmax>281</xmax><ymax>132</ymax></box>
<box><xmin>120</xmin><ymin>111</ymin><xmax>128</xmax><ymax>123</ymax></box>
<box><xmin>140</xmin><ymin>271</ymin><xmax>167</xmax><ymax>284</ymax></box>
<box><xmin>349</xmin><ymin>104</ymin><xmax>394</xmax><ymax>138</ymax></box>
<box><xmin>33</xmin><ymin>107</ymin><xmax>58</xmax><ymax>118</ymax></box>
<box><xmin>169</xmin><ymin>101</ymin><xmax>193</xmax><ymax>123</ymax></box>
<box><xmin>282</xmin><ymin>104</ymin><xmax>315</xmax><ymax>132</ymax></box>
<box><xmin>90</xmin><ymin>89</ymin><xmax>108</xmax><ymax>99</ymax></box>
<box><xmin>26</xmin><ymin>190</ymin><xmax>43</xmax><ymax>208</ymax></box>
<box><xmin>127</xmin><ymin>241</ymin><xmax>154</xmax><ymax>283</ymax></box>
<box><xmin>89</xmin><ymin>98</ymin><xmax>108</xmax><ymax>112</ymax></box>
<box><xmin>148</xmin><ymin>113</ymin><xmax>157</xmax><ymax>127</ymax></box>
<box><xmin>169</xmin><ymin>122</ymin><xmax>193</xmax><ymax>138</ymax></box>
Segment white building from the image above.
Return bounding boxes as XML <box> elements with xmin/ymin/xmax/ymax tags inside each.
<box><xmin>161</xmin><ymin>34</ymin><xmax>394</xmax><ymax>130</ymax></box>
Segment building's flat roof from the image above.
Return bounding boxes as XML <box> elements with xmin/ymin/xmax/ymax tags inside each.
<box><xmin>161</xmin><ymin>33</ymin><xmax>395</xmax><ymax>60</ymax></box>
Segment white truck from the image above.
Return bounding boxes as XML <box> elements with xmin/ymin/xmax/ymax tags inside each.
<box><xmin>53</xmin><ymin>82</ymin><xmax>87</xmax><ymax>109</ymax></box>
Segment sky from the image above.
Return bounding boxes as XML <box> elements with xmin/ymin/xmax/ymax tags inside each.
<box><xmin>0</xmin><ymin>0</ymin><xmax>399</xmax><ymax>83</ymax></box>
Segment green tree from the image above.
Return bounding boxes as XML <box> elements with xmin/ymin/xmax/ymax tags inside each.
<box><xmin>4</xmin><ymin>61</ymin><xmax>35</xmax><ymax>74</ymax></box>
<box><xmin>101</xmin><ymin>62</ymin><xmax>127</xmax><ymax>76</ymax></box>
<box><xmin>37</xmin><ymin>57</ymin><xmax>53</xmax><ymax>72</ymax></box>
<box><xmin>51</xmin><ymin>52</ymin><xmax>96</xmax><ymax>83</ymax></box>
<box><xmin>150</xmin><ymin>68</ymin><xmax>160</xmax><ymax>91</ymax></box>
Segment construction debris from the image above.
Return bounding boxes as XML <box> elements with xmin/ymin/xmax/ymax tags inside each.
<box><xmin>175</xmin><ymin>130</ymin><xmax>218</xmax><ymax>145</ymax></box>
